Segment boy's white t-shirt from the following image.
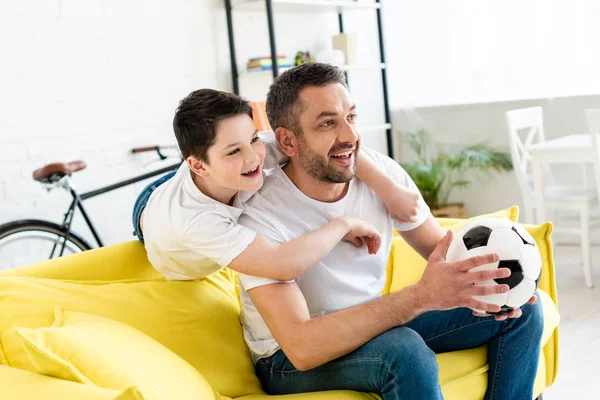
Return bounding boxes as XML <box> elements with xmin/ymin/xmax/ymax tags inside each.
<box><xmin>142</xmin><ymin>161</ymin><xmax>256</xmax><ymax>280</ymax></box>
<box><xmin>142</xmin><ymin>132</ymin><xmax>282</xmax><ymax>280</ymax></box>
<box><xmin>236</xmin><ymin>147</ymin><xmax>430</xmax><ymax>362</ymax></box>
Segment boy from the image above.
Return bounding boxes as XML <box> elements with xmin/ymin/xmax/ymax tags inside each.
<box><xmin>132</xmin><ymin>88</ymin><xmax>419</xmax><ymax>281</ymax></box>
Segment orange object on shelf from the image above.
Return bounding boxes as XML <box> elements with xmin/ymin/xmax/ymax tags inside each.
<box><xmin>250</xmin><ymin>101</ymin><xmax>271</xmax><ymax>131</ymax></box>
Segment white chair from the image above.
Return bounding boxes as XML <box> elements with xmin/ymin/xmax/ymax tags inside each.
<box><xmin>506</xmin><ymin>106</ymin><xmax>597</xmax><ymax>288</ymax></box>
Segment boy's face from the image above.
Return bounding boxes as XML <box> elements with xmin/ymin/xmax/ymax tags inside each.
<box><xmin>203</xmin><ymin>113</ymin><xmax>266</xmax><ymax>193</ymax></box>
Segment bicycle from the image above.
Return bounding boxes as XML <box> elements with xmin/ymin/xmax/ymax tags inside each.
<box><xmin>0</xmin><ymin>145</ymin><xmax>181</xmax><ymax>271</ymax></box>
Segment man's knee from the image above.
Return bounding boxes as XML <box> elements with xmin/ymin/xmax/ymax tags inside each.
<box><xmin>521</xmin><ymin>296</ymin><xmax>544</xmax><ymax>338</ymax></box>
<box><xmin>369</xmin><ymin>327</ymin><xmax>439</xmax><ymax>383</ymax></box>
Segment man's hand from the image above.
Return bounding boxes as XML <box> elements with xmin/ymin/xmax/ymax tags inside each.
<box><xmin>472</xmin><ymin>295</ymin><xmax>538</xmax><ymax>321</ymax></box>
<box><xmin>341</xmin><ymin>217</ymin><xmax>382</xmax><ymax>255</ymax></box>
<box><xmin>414</xmin><ymin>230</ymin><xmax>511</xmax><ymax>314</ymax></box>
<box><xmin>381</xmin><ymin>182</ymin><xmax>420</xmax><ymax>223</ymax></box>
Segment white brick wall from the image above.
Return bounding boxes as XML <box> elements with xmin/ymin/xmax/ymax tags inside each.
<box><xmin>0</xmin><ymin>0</ymin><xmax>230</xmax><ymax>246</ymax></box>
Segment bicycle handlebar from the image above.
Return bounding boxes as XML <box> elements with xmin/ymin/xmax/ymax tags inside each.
<box><xmin>131</xmin><ymin>146</ymin><xmax>159</xmax><ymax>153</ymax></box>
<box><xmin>131</xmin><ymin>145</ymin><xmax>179</xmax><ymax>161</ymax></box>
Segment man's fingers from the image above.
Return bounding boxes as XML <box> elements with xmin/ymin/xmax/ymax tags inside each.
<box><xmin>466</xmin><ymin>299</ymin><xmax>502</xmax><ymax>313</ymax></box>
<box><xmin>457</xmin><ymin>253</ymin><xmax>499</xmax><ymax>272</ymax></box>
<box><xmin>470</xmin><ymin>284</ymin><xmax>509</xmax><ymax>296</ymax></box>
<box><xmin>432</xmin><ymin>230</ymin><xmax>453</xmax><ymax>261</ymax></box>
<box><xmin>468</xmin><ymin>268</ymin><xmax>511</xmax><ymax>283</ymax></box>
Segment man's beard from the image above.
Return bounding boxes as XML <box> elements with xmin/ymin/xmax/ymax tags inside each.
<box><xmin>296</xmin><ymin>136</ymin><xmax>358</xmax><ymax>184</ymax></box>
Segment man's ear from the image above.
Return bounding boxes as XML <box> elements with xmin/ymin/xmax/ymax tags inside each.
<box><xmin>187</xmin><ymin>155</ymin><xmax>209</xmax><ymax>178</ymax></box>
<box><xmin>274</xmin><ymin>127</ymin><xmax>298</xmax><ymax>157</ymax></box>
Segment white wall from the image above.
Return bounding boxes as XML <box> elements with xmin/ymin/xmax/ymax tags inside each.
<box><xmin>384</xmin><ymin>0</ymin><xmax>600</xmax><ymax>108</ymax></box>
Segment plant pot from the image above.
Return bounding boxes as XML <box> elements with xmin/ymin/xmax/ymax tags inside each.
<box><xmin>431</xmin><ymin>202</ymin><xmax>467</xmax><ymax>219</ymax></box>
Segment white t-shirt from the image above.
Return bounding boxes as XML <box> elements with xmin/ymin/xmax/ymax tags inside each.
<box><xmin>142</xmin><ymin>132</ymin><xmax>283</xmax><ymax>280</ymax></box>
<box><xmin>237</xmin><ymin>147</ymin><xmax>431</xmax><ymax>362</ymax></box>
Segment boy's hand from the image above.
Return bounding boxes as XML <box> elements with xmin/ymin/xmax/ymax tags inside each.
<box><xmin>382</xmin><ymin>182</ymin><xmax>420</xmax><ymax>223</ymax></box>
<box><xmin>342</xmin><ymin>218</ymin><xmax>382</xmax><ymax>255</ymax></box>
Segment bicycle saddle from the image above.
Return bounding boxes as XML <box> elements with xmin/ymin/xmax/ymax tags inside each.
<box><xmin>32</xmin><ymin>161</ymin><xmax>87</xmax><ymax>183</ymax></box>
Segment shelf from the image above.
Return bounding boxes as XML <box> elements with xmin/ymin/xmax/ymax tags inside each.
<box><xmin>239</xmin><ymin>63</ymin><xmax>384</xmax><ymax>78</ymax></box>
<box><xmin>359</xmin><ymin>123</ymin><xmax>392</xmax><ymax>132</ymax></box>
<box><xmin>233</xmin><ymin>0</ymin><xmax>381</xmax><ymax>12</ymax></box>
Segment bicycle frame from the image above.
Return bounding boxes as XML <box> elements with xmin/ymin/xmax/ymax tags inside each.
<box><xmin>52</xmin><ymin>162</ymin><xmax>181</xmax><ymax>257</ymax></box>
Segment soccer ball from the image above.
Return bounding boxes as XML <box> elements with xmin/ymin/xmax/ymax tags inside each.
<box><xmin>445</xmin><ymin>218</ymin><xmax>542</xmax><ymax>313</ymax></box>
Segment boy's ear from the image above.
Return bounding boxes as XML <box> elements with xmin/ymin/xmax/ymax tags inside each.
<box><xmin>274</xmin><ymin>127</ymin><xmax>298</xmax><ymax>157</ymax></box>
<box><xmin>187</xmin><ymin>156</ymin><xmax>209</xmax><ymax>178</ymax></box>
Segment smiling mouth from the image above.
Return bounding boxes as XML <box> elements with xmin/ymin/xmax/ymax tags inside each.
<box><xmin>330</xmin><ymin>149</ymin><xmax>354</xmax><ymax>160</ymax></box>
<box><xmin>241</xmin><ymin>166</ymin><xmax>260</xmax><ymax>177</ymax></box>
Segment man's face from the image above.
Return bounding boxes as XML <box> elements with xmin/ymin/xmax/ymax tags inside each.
<box><xmin>294</xmin><ymin>83</ymin><xmax>360</xmax><ymax>183</ymax></box>
<box><xmin>203</xmin><ymin>113</ymin><xmax>266</xmax><ymax>193</ymax></box>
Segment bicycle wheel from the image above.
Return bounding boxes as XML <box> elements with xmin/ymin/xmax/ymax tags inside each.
<box><xmin>0</xmin><ymin>219</ymin><xmax>92</xmax><ymax>271</ymax></box>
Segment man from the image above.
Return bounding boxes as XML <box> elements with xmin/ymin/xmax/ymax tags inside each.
<box><xmin>237</xmin><ymin>63</ymin><xmax>543</xmax><ymax>399</ymax></box>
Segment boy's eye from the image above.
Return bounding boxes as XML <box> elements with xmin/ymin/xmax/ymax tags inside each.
<box><xmin>251</xmin><ymin>137</ymin><xmax>260</xmax><ymax>144</ymax></box>
<box><xmin>228</xmin><ymin>149</ymin><xmax>240</xmax><ymax>156</ymax></box>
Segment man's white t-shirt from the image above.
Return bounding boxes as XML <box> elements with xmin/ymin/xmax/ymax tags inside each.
<box><xmin>143</xmin><ymin>132</ymin><xmax>283</xmax><ymax>280</ymax></box>
<box><xmin>237</xmin><ymin>147</ymin><xmax>431</xmax><ymax>362</ymax></box>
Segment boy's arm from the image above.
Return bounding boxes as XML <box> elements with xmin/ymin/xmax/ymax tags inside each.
<box><xmin>228</xmin><ymin>217</ymin><xmax>381</xmax><ymax>281</ymax></box>
<box><xmin>356</xmin><ymin>153</ymin><xmax>420</xmax><ymax>223</ymax></box>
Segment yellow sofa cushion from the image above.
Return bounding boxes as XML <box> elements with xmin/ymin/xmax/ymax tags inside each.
<box><xmin>12</xmin><ymin>308</ymin><xmax>215</xmax><ymax>400</ymax></box>
<box><xmin>0</xmin><ymin>364</ymin><xmax>143</xmax><ymax>400</ymax></box>
<box><xmin>0</xmin><ymin>271</ymin><xmax>262</xmax><ymax>398</ymax></box>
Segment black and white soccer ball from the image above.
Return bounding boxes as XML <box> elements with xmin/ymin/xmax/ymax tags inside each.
<box><xmin>445</xmin><ymin>218</ymin><xmax>542</xmax><ymax>313</ymax></box>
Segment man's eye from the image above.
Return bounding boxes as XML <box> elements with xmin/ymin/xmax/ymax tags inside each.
<box><xmin>228</xmin><ymin>149</ymin><xmax>240</xmax><ymax>156</ymax></box>
<box><xmin>348</xmin><ymin>113</ymin><xmax>357</xmax><ymax>121</ymax></box>
<box><xmin>322</xmin><ymin>120</ymin><xmax>333</xmax><ymax>127</ymax></box>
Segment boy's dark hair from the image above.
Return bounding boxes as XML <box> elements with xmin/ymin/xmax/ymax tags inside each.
<box><xmin>266</xmin><ymin>62</ymin><xmax>347</xmax><ymax>134</ymax></box>
<box><xmin>173</xmin><ymin>89</ymin><xmax>253</xmax><ymax>162</ymax></box>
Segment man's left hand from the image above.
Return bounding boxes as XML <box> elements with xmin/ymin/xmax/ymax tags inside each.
<box><xmin>472</xmin><ymin>295</ymin><xmax>537</xmax><ymax>321</ymax></box>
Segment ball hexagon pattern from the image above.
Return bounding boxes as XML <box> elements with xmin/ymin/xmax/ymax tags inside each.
<box><xmin>445</xmin><ymin>218</ymin><xmax>542</xmax><ymax>313</ymax></box>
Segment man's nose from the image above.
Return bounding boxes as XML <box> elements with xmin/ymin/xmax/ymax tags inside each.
<box><xmin>339</xmin><ymin>120</ymin><xmax>359</xmax><ymax>143</ymax></box>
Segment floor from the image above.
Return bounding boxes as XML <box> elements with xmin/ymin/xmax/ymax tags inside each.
<box><xmin>543</xmin><ymin>244</ymin><xmax>600</xmax><ymax>398</ymax></box>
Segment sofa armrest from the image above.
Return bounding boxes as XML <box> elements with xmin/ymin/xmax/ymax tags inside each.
<box><xmin>523</xmin><ymin>222</ymin><xmax>559</xmax><ymax>387</ymax></box>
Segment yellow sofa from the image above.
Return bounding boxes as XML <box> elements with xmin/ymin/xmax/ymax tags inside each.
<box><xmin>0</xmin><ymin>207</ymin><xmax>559</xmax><ymax>399</ymax></box>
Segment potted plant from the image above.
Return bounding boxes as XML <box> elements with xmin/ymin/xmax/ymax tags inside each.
<box><xmin>401</xmin><ymin>129</ymin><xmax>513</xmax><ymax>218</ymax></box>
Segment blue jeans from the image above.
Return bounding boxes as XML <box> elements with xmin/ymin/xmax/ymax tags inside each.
<box><xmin>131</xmin><ymin>170</ymin><xmax>177</xmax><ymax>243</ymax></box>
<box><xmin>255</xmin><ymin>298</ymin><xmax>544</xmax><ymax>400</ymax></box>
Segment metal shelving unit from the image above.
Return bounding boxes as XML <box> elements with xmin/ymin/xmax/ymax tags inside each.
<box><xmin>224</xmin><ymin>0</ymin><xmax>394</xmax><ymax>158</ymax></box>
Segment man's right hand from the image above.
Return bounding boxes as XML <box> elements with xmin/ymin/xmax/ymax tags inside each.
<box><xmin>415</xmin><ymin>230</ymin><xmax>511</xmax><ymax>314</ymax></box>
<box><xmin>341</xmin><ymin>217</ymin><xmax>382</xmax><ymax>255</ymax></box>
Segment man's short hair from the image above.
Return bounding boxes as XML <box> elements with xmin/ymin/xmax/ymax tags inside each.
<box><xmin>266</xmin><ymin>63</ymin><xmax>347</xmax><ymax>134</ymax></box>
<box><xmin>173</xmin><ymin>89</ymin><xmax>253</xmax><ymax>162</ymax></box>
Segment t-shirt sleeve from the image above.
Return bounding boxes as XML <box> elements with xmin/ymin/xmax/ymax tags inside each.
<box><xmin>179</xmin><ymin>211</ymin><xmax>256</xmax><ymax>269</ymax></box>
<box><xmin>259</xmin><ymin>130</ymin><xmax>289</xmax><ymax>170</ymax></box>
<box><xmin>360</xmin><ymin>147</ymin><xmax>431</xmax><ymax>232</ymax></box>
<box><xmin>236</xmin><ymin>211</ymin><xmax>289</xmax><ymax>291</ymax></box>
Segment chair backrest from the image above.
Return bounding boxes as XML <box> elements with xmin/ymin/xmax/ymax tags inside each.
<box><xmin>505</xmin><ymin>107</ymin><xmax>546</xmax><ymax>223</ymax></box>
<box><xmin>584</xmin><ymin>108</ymin><xmax>600</xmax><ymax>203</ymax></box>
